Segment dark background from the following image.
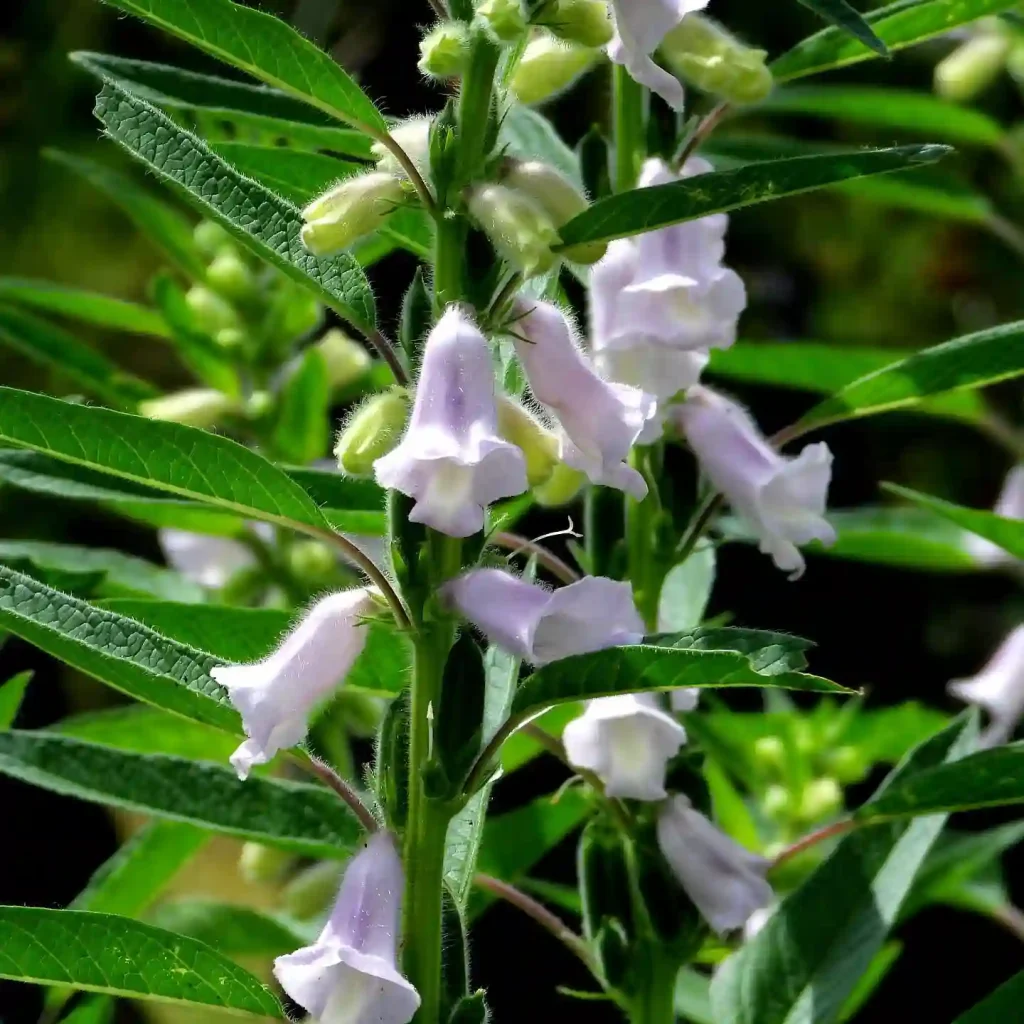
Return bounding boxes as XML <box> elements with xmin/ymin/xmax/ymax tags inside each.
<box><xmin>1</xmin><ymin>0</ymin><xmax>1023</xmax><ymax>1020</ymax></box>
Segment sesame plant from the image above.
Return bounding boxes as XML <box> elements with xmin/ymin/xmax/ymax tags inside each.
<box><xmin>4</xmin><ymin>1</ymin><xmax>1024</xmax><ymax>1023</ymax></box>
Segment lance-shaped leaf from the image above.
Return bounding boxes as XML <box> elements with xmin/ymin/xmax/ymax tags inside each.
<box><xmin>97</xmin><ymin>0</ymin><xmax>387</xmax><ymax>134</ymax></box>
<box><xmin>89</xmin><ymin>77</ymin><xmax>376</xmax><ymax>334</ymax></box>
<box><xmin>555</xmin><ymin>145</ymin><xmax>950</xmax><ymax>247</ymax></box>
<box><xmin>0</xmin><ymin>671</ymin><xmax>31</xmax><ymax>730</ymax></box>
<box><xmin>710</xmin><ymin>713</ymin><xmax>978</xmax><ymax>1024</ymax></box>
<box><xmin>796</xmin><ymin>0</ymin><xmax>887</xmax><ymax>56</ymax></box>
<box><xmin>152</xmin><ymin>901</ymin><xmax>312</xmax><ymax>956</ymax></box>
<box><xmin>0</xmin><ymin>907</ymin><xmax>283</xmax><ymax>1015</ymax></box>
<box><xmin>0</xmin><ymin>731</ymin><xmax>362</xmax><ymax>857</ymax></box>
<box><xmin>773</xmin><ymin>0</ymin><xmax>1020</xmax><ymax>82</ymax></box>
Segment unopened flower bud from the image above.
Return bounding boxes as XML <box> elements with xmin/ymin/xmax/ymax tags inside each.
<box><xmin>825</xmin><ymin>745</ymin><xmax>866</xmax><ymax>784</ymax></box>
<box><xmin>661</xmin><ymin>15</ymin><xmax>773</xmax><ymax>104</ymax></box>
<box><xmin>316</xmin><ymin>329</ymin><xmax>371</xmax><ymax>391</ymax></box>
<box><xmin>185</xmin><ymin>285</ymin><xmax>239</xmax><ymax>334</ymax></box>
<box><xmin>214</xmin><ymin>327</ymin><xmax>247</xmax><ymax>353</ymax></box>
<box><xmin>372</xmin><ymin>117</ymin><xmax>433</xmax><ymax>181</ymax></box>
<box><xmin>509</xmin><ymin>35</ymin><xmax>599</xmax><ymax>105</ymax></box>
<box><xmin>288</xmin><ymin>539</ymin><xmax>337</xmax><ymax>583</ymax></box>
<box><xmin>206</xmin><ymin>250</ymin><xmax>256</xmax><ymax>302</ymax></box>
<box><xmin>797</xmin><ymin>777</ymin><xmax>843</xmax><ymax>823</ymax></box>
<box><xmin>193</xmin><ymin>220</ymin><xmax>232</xmax><ymax>259</ymax></box>
<box><xmin>761</xmin><ymin>784</ymin><xmax>791</xmax><ymax>821</ymax></box>
<box><xmin>478</xmin><ymin>0</ymin><xmax>527</xmax><ymax>42</ymax></box>
<box><xmin>538</xmin><ymin>0</ymin><xmax>613</xmax><ymax>47</ymax></box>
<box><xmin>753</xmin><ymin>735</ymin><xmax>786</xmax><ymax>776</ymax></box>
<box><xmin>335</xmin><ymin>390</ymin><xmax>409</xmax><ymax>478</ymax></box>
<box><xmin>500</xmin><ymin>159</ymin><xmax>606</xmax><ymax>264</ymax></box>
<box><xmin>467</xmin><ymin>184</ymin><xmax>560</xmax><ymax>277</ymax></box>
<box><xmin>935</xmin><ymin>32</ymin><xmax>1010</xmax><ymax>101</ymax></box>
<box><xmin>497</xmin><ymin>396</ymin><xmax>559</xmax><ymax>487</ymax></box>
<box><xmin>301</xmin><ymin>172</ymin><xmax>407</xmax><ymax>256</ymax></box>
<box><xmin>246</xmin><ymin>390</ymin><xmax>274</xmax><ymax>421</ymax></box>
<box><xmin>139</xmin><ymin>388</ymin><xmax>241</xmax><ymax>429</ymax></box>
<box><xmin>281</xmin><ymin>860</ymin><xmax>345</xmax><ymax>920</ymax></box>
<box><xmin>418</xmin><ymin>21</ymin><xmax>471</xmax><ymax>79</ymax></box>
<box><xmin>239</xmin><ymin>842</ymin><xmax>295</xmax><ymax>884</ymax></box>
<box><xmin>532</xmin><ymin>461</ymin><xmax>586</xmax><ymax>506</ymax></box>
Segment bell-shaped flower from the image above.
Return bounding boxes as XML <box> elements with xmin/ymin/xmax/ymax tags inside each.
<box><xmin>675</xmin><ymin>386</ymin><xmax>835</xmax><ymax>578</ymax></box>
<box><xmin>210</xmin><ymin>588</ymin><xmax>375</xmax><ymax>778</ymax></box>
<box><xmin>441</xmin><ymin>568</ymin><xmax>644</xmax><ymax>666</ymax></box>
<box><xmin>374</xmin><ymin>307</ymin><xmax>527</xmax><ymax>537</ymax></box>
<box><xmin>607</xmin><ymin>0</ymin><xmax>709</xmax><ymax>110</ymax></box>
<box><xmin>159</xmin><ymin>524</ymin><xmax>273</xmax><ymax>589</ymax></box>
<box><xmin>657</xmin><ymin>794</ymin><xmax>773</xmax><ymax>935</ymax></box>
<box><xmin>513</xmin><ymin>299</ymin><xmax>656</xmax><ymax>499</ymax></box>
<box><xmin>948</xmin><ymin>624</ymin><xmax>1024</xmax><ymax>746</ymax></box>
<box><xmin>966</xmin><ymin>465</ymin><xmax>1024</xmax><ymax>566</ymax></box>
<box><xmin>563</xmin><ymin>693</ymin><xmax>686</xmax><ymax>800</ymax></box>
<box><xmin>275</xmin><ymin>831</ymin><xmax>420</xmax><ymax>1024</ymax></box>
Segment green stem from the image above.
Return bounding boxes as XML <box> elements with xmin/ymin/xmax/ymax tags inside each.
<box><xmin>433</xmin><ymin>214</ymin><xmax>466</xmax><ymax>311</ymax></box>
<box><xmin>456</xmin><ymin>29</ymin><xmax>500</xmax><ymax>188</ymax></box>
<box><xmin>613</xmin><ymin>65</ymin><xmax>645</xmax><ymax>193</ymax></box>
<box><xmin>626</xmin><ymin>448</ymin><xmax>664</xmax><ymax>632</ymax></box>
<box><xmin>628</xmin><ymin>950</ymin><xmax>678</xmax><ymax>1024</ymax></box>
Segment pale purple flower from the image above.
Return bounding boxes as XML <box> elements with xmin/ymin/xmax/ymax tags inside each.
<box><xmin>657</xmin><ymin>794</ymin><xmax>772</xmax><ymax>935</ymax></box>
<box><xmin>948</xmin><ymin>624</ymin><xmax>1024</xmax><ymax>746</ymax></box>
<box><xmin>671</xmin><ymin>688</ymin><xmax>700</xmax><ymax>712</ymax></box>
<box><xmin>966</xmin><ymin>465</ymin><xmax>1024</xmax><ymax>566</ymax></box>
<box><xmin>607</xmin><ymin>0</ymin><xmax>709</xmax><ymax>110</ymax></box>
<box><xmin>441</xmin><ymin>568</ymin><xmax>645</xmax><ymax>666</ymax></box>
<box><xmin>563</xmin><ymin>693</ymin><xmax>686</xmax><ymax>800</ymax></box>
<box><xmin>675</xmin><ymin>386</ymin><xmax>835</xmax><ymax>579</ymax></box>
<box><xmin>275</xmin><ymin>831</ymin><xmax>420</xmax><ymax>1024</ymax></box>
<box><xmin>158</xmin><ymin>524</ymin><xmax>272</xmax><ymax>589</ymax></box>
<box><xmin>210</xmin><ymin>588</ymin><xmax>374</xmax><ymax>778</ymax></box>
<box><xmin>513</xmin><ymin>299</ymin><xmax>656</xmax><ymax>499</ymax></box>
<box><xmin>374</xmin><ymin>307</ymin><xmax>527</xmax><ymax>537</ymax></box>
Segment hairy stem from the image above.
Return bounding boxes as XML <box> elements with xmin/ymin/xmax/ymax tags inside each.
<box><xmin>771</xmin><ymin>818</ymin><xmax>856</xmax><ymax>869</ymax></box>
<box><xmin>293</xmin><ymin>752</ymin><xmax>379</xmax><ymax>833</ymax></box>
<box><xmin>613</xmin><ymin>64</ymin><xmax>645</xmax><ymax>192</ymax></box>
<box><xmin>492</xmin><ymin>530</ymin><xmax>581</xmax><ymax>584</ymax></box>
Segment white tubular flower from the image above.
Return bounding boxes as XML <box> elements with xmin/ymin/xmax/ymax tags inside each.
<box><xmin>374</xmin><ymin>307</ymin><xmax>527</xmax><ymax>537</ymax></box>
<box><xmin>275</xmin><ymin>832</ymin><xmax>420</xmax><ymax>1024</ymax></box>
<box><xmin>563</xmin><ymin>694</ymin><xmax>686</xmax><ymax>800</ymax></box>
<box><xmin>657</xmin><ymin>794</ymin><xmax>773</xmax><ymax>935</ymax></box>
<box><xmin>948</xmin><ymin>624</ymin><xmax>1024</xmax><ymax>746</ymax></box>
<box><xmin>675</xmin><ymin>386</ymin><xmax>835</xmax><ymax>579</ymax></box>
<box><xmin>210</xmin><ymin>588</ymin><xmax>374</xmax><ymax>779</ymax></box>
<box><xmin>966</xmin><ymin>465</ymin><xmax>1024</xmax><ymax>566</ymax></box>
<box><xmin>441</xmin><ymin>568</ymin><xmax>645</xmax><ymax>666</ymax></box>
<box><xmin>158</xmin><ymin>525</ymin><xmax>272</xmax><ymax>589</ymax></box>
<box><xmin>371</xmin><ymin>116</ymin><xmax>432</xmax><ymax>180</ymax></box>
<box><xmin>513</xmin><ymin>299</ymin><xmax>656</xmax><ymax>499</ymax></box>
<box><xmin>607</xmin><ymin>0</ymin><xmax>709</xmax><ymax>110</ymax></box>
<box><xmin>671</xmin><ymin>687</ymin><xmax>700</xmax><ymax>712</ymax></box>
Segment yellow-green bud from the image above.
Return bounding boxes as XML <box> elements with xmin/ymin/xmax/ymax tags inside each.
<box><xmin>246</xmin><ymin>390</ymin><xmax>274</xmax><ymax>421</ymax></box>
<box><xmin>824</xmin><ymin>745</ymin><xmax>866</xmax><ymax>785</ymax></box>
<box><xmin>537</xmin><ymin>0</ymin><xmax>613</xmax><ymax>48</ymax></box>
<box><xmin>661</xmin><ymin>14</ymin><xmax>773</xmax><ymax>105</ymax></box>
<box><xmin>138</xmin><ymin>388</ymin><xmax>242</xmax><ymax>429</ymax></box>
<box><xmin>371</xmin><ymin>117</ymin><xmax>433</xmax><ymax>181</ymax></box>
<box><xmin>206</xmin><ymin>250</ymin><xmax>256</xmax><ymax>302</ymax></box>
<box><xmin>500</xmin><ymin>159</ymin><xmax>606</xmax><ymax>264</ymax></box>
<box><xmin>334</xmin><ymin>389</ymin><xmax>409</xmax><ymax>477</ymax></box>
<box><xmin>301</xmin><ymin>172</ymin><xmax>407</xmax><ymax>256</ymax></box>
<box><xmin>798</xmin><ymin>777</ymin><xmax>843</xmax><ymax>823</ymax></box>
<box><xmin>273</xmin><ymin>286</ymin><xmax>323</xmax><ymax>343</ymax></box>
<box><xmin>935</xmin><ymin>32</ymin><xmax>1010</xmax><ymax>101</ymax></box>
<box><xmin>238</xmin><ymin>842</ymin><xmax>295</xmax><ymax>884</ymax></box>
<box><xmin>185</xmin><ymin>285</ymin><xmax>239</xmax><ymax>334</ymax></box>
<box><xmin>287</xmin><ymin>539</ymin><xmax>337</xmax><ymax>582</ymax></box>
<box><xmin>509</xmin><ymin>35</ymin><xmax>599</xmax><ymax>105</ymax></box>
<box><xmin>316</xmin><ymin>328</ymin><xmax>371</xmax><ymax>391</ymax></box>
<box><xmin>282</xmin><ymin>860</ymin><xmax>344</xmax><ymax>920</ymax></box>
<box><xmin>418</xmin><ymin>21</ymin><xmax>471</xmax><ymax>79</ymax></box>
<box><xmin>497</xmin><ymin>396</ymin><xmax>559</xmax><ymax>487</ymax></box>
<box><xmin>193</xmin><ymin>220</ymin><xmax>233</xmax><ymax>259</ymax></box>
<box><xmin>533</xmin><ymin>461</ymin><xmax>586</xmax><ymax>506</ymax></box>
<box><xmin>214</xmin><ymin>327</ymin><xmax>247</xmax><ymax>353</ymax></box>
<box><xmin>753</xmin><ymin>735</ymin><xmax>787</xmax><ymax>776</ymax></box>
<box><xmin>479</xmin><ymin>0</ymin><xmax>528</xmax><ymax>42</ymax></box>
<box><xmin>467</xmin><ymin>183</ymin><xmax>560</xmax><ymax>277</ymax></box>
<box><xmin>761</xmin><ymin>784</ymin><xmax>791</xmax><ymax>821</ymax></box>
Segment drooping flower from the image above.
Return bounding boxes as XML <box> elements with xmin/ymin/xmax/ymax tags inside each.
<box><xmin>441</xmin><ymin>568</ymin><xmax>645</xmax><ymax>666</ymax></box>
<box><xmin>607</xmin><ymin>0</ymin><xmax>709</xmax><ymax>110</ymax></box>
<box><xmin>563</xmin><ymin>694</ymin><xmax>686</xmax><ymax>800</ymax></box>
<box><xmin>966</xmin><ymin>465</ymin><xmax>1024</xmax><ymax>566</ymax></box>
<box><xmin>948</xmin><ymin>624</ymin><xmax>1024</xmax><ymax>746</ymax></box>
<box><xmin>674</xmin><ymin>386</ymin><xmax>835</xmax><ymax>578</ymax></box>
<box><xmin>513</xmin><ymin>298</ymin><xmax>656</xmax><ymax>499</ymax></box>
<box><xmin>374</xmin><ymin>307</ymin><xmax>528</xmax><ymax>537</ymax></box>
<box><xmin>210</xmin><ymin>588</ymin><xmax>375</xmax><ymax>778</ymax></box>
<box><xmin>275</xmin><ymin>831</ymin><xmax>420</xmax><ymax>1024</ymax></box>
<box><xmin>657</xmin><ymin>794</ymin><xmax>773</xmax><ymax>935</ymax></box>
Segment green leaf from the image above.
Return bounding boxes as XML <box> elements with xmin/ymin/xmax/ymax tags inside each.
<box><xmin>556</xmin><ymin>145</ymin><xmax>951</xmax><ymax>247</ymax></box>
<box><xmin>796</xmin><ymin>0</ymin><xmax>887</xmax><ymax>56</ymax></box>
<box><xmin>273</xmin><ymin>347</ymin><xmax>331</xmax><ymax>464</ymax></box>
<box><xmin>0</xmin><ymin>564</ymin><xmax>235</xmax><ymax>730</ymax></box>
<box><xmin>837</xmin><ymin>941</ymin><xmax>902</xmax><ymax>1022</ymax></box>
<box><xmin>0</xmin><ymin>906</ymin><xmax>283</xmax><ymax>1015</ymax></box>
<box><xmin>0</xmin><ymin>305</ymin><xmax>157</xmax><ymax>408</ymax></box>
<box><xmin>212</xmin><ymin>142</ymin><xmax>360</xmax><ymax>205</ymax></box>
<box><xmin>657</xmin><ymin>543</ymin><xmax>716</xmax><ymax>631</ymax></box>
<box><xmin>759</xmin><ymin>86</ymin><xmax>1006</xmax><ymax>147</ymax></box>
<box><xmin>0</xmin><ymin>540</ymin><xmax>206</xmax><ymax>602</ymax></box>
<box><xmin>152</xmin><ymin>900</ymin><xmax>310</xmax><ymax>956</ymax></box>
<box><xmin>794</xmin><ymin>321</ymin><xmax>1024</xmax><ymax>434</ymax></box>
<box><xmin>0</xmin><ymin>278</ymin><xmax>171</xmax><ymax>337</ymax></box>
<box><xmin>500</xmin><ymin>703</ymin><xmax>581</xmax><ymax>774</ymax></box>
<box><xmin>708</xmin><ymin>341</ymin><xmax>986</xmax><ymax>423</ymax></box>
<box><xmin>285</xmin><ymin>465</ymin><xmax>387</xmax><ymax>534</ymax></box>
<box><xmin>0</xmin><ymin>731</ymin><xmax>362</xmax><ymax>857</ymax></box>
<box><xmin>882</xmin><ymin>483</ymin><xmax>1024</xmax><ymax>561</ymax></box>
<box><xmin>96</xmin><ymin>0</ymin><xmax>387</xmax><ymax>134</ymax></box>
<box><xmin>62</xmin><ymin>997</ymin><xmax>114</xmax><ymax>1024</ymax></box>
<box><xmin>0</xmin><ymin>387</ymin><xmax>331</xmax><ymax>531</ymax></box>
<box><xmin>955</xmin><ymin>971</ymin><xmax>1024</xmax><ymax>1023</ymax></box>
<box><xmin>500</xmin><ymin>104</ymin><xmax>583</xmax><ymax>188</ymax></box>
<box><xmin>710</xmin><ymin>713</ymin><xmax>978</xmax><ymax>1024</ymax></box>
<box><xmin>70</xmin><ymin>52</ymin><xmax>375</xmax><ymax>158</ymax></box>
<box><xmin>45</xmin><ymin>150</ymin><xmax>204</xmax><ymax>279</ymax></box>
<box><xmin>676</xmin><ymin>969</ymin><xmax>715</xmax><ymax>1024</ymax></box>
<box><xmin>90</xmin><ymin>77</ymin><xmax>377</xmax><ymax>334</ymax></box>
<box><xmin>0</xmin><ymin>671</ymin><xmax>31</xmax><ymax>730</ymax></box>
<box><xmin>772</xmin><ymin>0</ymin><xmax>1019</xmax><ymax>81</ymax></box>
